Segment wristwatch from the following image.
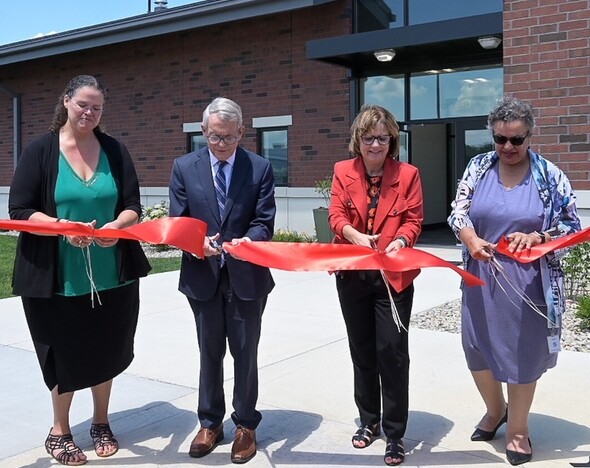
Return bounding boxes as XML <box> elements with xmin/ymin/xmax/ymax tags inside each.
<box><xmin>534</xmin><ymin>231</ymin><xmax>546</xmax><ymax>244</ymax></box>
<box><xmin>396</xmin><ymin>236</ymin><xmax>408</xmax><ymax>248</ymax></box>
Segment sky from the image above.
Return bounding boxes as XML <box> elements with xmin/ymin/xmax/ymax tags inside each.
<box><xmin>1</xmin><ymin>0</ymin><xmax>199</xmax><ymax>46</ymax></box>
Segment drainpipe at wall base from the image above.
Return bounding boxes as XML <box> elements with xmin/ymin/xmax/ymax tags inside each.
<box><xmin>0</xmin><ymin>83</ymin><xmax>21</xmax><ymax>169</ymax></box>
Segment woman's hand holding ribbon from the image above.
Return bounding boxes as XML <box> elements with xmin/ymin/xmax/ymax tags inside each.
<box><xmin>505</xmin><ymin>231</ymin><xmax>543</xmax><ymax>254</ymax></box>
<box><xmin>64</xmin><ymin>220</ymin><xmax>96</xmax><ymax>248</ymax></box>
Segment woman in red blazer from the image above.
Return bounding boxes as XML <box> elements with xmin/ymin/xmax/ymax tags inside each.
<box><xmin>329</xmin><ymin>104</ymin><xmax>423</xmax><ymax>466</ymax></box>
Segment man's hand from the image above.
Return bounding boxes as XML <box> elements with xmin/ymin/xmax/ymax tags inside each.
<box><xmin>229</xmin><ymin>237</ymin><xmax>252</xmax><ymax>261</ymax></box>
<box><xmin>203</xmin><ymin>233</ymin><xmax>223</xmax><ymax>257</ymax></box>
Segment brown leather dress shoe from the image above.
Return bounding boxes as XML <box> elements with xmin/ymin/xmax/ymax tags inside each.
<box><xmin>231</xmin><ymin>426</ymin><xmax>256</xmax><ymax>464</ymax></box>
<box><xmin>189</xmin><ymin>424</ymin><xmax>224</xmax><ymax>458</ymax></box>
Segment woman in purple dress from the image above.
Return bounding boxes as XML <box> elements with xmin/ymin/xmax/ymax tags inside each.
<box><xmin>448</xmin><ymin>97</ymin><xmax>580</xmax><ymax>466</ymax></box>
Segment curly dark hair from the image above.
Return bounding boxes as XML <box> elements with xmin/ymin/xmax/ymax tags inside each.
<box><xmin>49</xmin><ymin>75</ymin><xmax>108</xmax><ymax>132</ymax></box>
<box><xmin>487</xmin><ymin>96</ymin><xmax>535</xmax><ymax>131</ymax></box>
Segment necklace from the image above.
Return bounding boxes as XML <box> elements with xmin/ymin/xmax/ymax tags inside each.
<box><xmin>60</xmin><ymin>152</ymin><xmax>100</xmax><ymax>188</ymax></box>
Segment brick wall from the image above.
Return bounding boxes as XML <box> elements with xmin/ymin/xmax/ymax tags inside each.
<box><xmin>0</xmin><ymin>0</ymin><xmax>352</xmax><ymax>188</ymax></box>
<box><xmin>504</xmin><ymin>0</ymin><xmax>590</xmax><ymax>190</ymax></box>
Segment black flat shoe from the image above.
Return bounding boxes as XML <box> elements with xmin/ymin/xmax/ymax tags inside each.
<box><xmin>470</xmin><ymin>409</ymin><xmax>508</xmax><ymax>441</ymax></box>
<box><xmin>506</xmin><ymin>438</ymin><xmax>532</xmax><ymax>466</ymax></box>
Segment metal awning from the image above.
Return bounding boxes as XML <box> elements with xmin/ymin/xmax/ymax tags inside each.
<box><xmin>307</xmin><ymin>13</ymin><xmax>503</xmax><ymax>74</ymax></box>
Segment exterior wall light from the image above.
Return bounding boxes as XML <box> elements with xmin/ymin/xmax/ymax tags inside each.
<box><xmin>374</xmin><ymin>49</ymin><xmax>396</xmax><ymax>62</ymax></box>
<box><xmin>477</xmin><ymin>36</ymin><xmax>502</xmax><ymax>49</ymax></box>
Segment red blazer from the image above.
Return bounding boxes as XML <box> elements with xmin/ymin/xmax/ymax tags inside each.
<box><xmin>329</xmin><ymin>156</ymin><xmax>424</xmax><ymax>292</ymax></box>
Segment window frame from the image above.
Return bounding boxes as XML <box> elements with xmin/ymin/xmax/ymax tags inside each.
<box><xmin>252</xmin><ymin>115</ymin><xmax>292</xmax><ymax>188</ymax></box>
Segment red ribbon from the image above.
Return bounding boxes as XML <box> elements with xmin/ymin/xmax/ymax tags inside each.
<box><xmin>496</xmin><ymin>225</ymin><xmax>590</xmax><ymax>263</ymax></box>
<box><xmin>1</xmin><ymin>217</ymin><xmax>484</xmax><ymax>287</ymax></box>
<box><xmin>0</xmin><ymin>217</ymin><xmax>207</xmax><ymax>258</ymax></box>
<box><xmin>223</xmin><ymin>241</ymin><xmax>484</xmax><ymax>287</ymax></box>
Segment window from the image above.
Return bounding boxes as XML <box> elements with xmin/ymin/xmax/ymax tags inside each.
<box><xmin>259</xmin><ymin>129</ymin><xmax>288</xmax><ymax>187</ymax></box>
<box><xmin>410</xmin><ymin>67</ymin><xmax>503</xmax><ymax>120</ymax></box>
<box><xmin>466</xmin><ymin>129</ymin><xmax>493</xmax><ymax>162</ymax></box>
<box><xmin>253</xmin><ymin>115</ymin><xmax>292</xmax><ymax>187</ymax></box>
<box><xmin>410</xmin><ymin>74</ymin><xmax>437</xmax><ymax>120</ymax></box>
<box><xmin>357</xmin><ymin>0</ymin><xmax>502</xmax><ymax>29</ymax></box>
<box><xmin>439</xmin><ymin>68</ymin><xmax>503</xmax><ymax>118</ymax></box>
<box><xmin>406</xmin><ymin>0</ymin><xmax>502</xmax><ymax>25</ymax></box>
<box><xmin>361</xmin><ymin>75</ymin><xmax>406</xmax><ymax>122</ymax></box>
<box><xmin>190</xmin><ymin>134</ymin><xmax>207</xmax><ymax>152</ymax></box>
<box><xmin>183</xmin><ymin>122</ymin><xmax>207</xmax><ymax>152</ymax></box>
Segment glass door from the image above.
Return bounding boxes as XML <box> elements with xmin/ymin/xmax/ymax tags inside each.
<box><xmin>454</xmin><ymin>119</ymin><xmax>492</xmax><ymax>183</ymax></box>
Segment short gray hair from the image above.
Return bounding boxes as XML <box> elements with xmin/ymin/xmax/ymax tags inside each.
<box><xmin>487</xmin><ymin>96</ymin><xmax>535</xmax><ymax>130</ymax></box>
<box><xmin>202</xmin><ymin>97</ymin><xmax>243</xmax><ymax>128</ymax></box>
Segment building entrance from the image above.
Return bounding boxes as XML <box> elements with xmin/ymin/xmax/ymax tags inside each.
<box><xmin>407</xmin><ymin>118</ymin><xmax>491</xmax><ymax>244</ymax></box>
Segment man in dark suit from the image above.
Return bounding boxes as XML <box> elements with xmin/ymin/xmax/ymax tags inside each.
<box><xmin>169</xmin><ymin>97</ymin><xmax>275</xmax><ymax>464</ymax></box>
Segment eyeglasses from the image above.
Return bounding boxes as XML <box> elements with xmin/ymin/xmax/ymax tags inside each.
<box><xmin>71</xmin><ymin>100</ymin><xmax>103</xmax><ymax>114</ymax></box>
<box><xmin>205</xmin><ymin>134</ymin><xmax>239</xmax><ymax>145</ymax></box>
<box><xmin>361</xmin><ymin>135</ymin><xmax>392</xmax><ymax>146</ymax></box>
<box><xmin>492</xmin><ymin>131</ymin><xmax>529</xmax><ymax>146</ymax></box>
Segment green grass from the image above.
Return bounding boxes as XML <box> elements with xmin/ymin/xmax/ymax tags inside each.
<box><xmin>0</xmin><ymin>234</ymin><xmax>17</xmax><ymax>299</ymax></box>
<box><xmin>148</xmin><ymin>256</ymin><xmax>181</xmax><ymax>274</ymax></box>
<box><xmin>0</xmin><ymin>234</ymin><xmax>180</xmax><ymax>300</ymax></box>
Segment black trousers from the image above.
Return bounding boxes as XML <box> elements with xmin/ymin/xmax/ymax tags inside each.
<box><xmin>336</xmin><ymin>270</ymin><xmax>414</xmax><ymax>439</ymax></box>
<box><xmin>188</xmin><ymin>267</ymin><xmax>266</xmax><ymax>430</ymax></box>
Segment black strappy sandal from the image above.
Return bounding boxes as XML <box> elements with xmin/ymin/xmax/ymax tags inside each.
<box><xmin>384</xmin><ymin>438</ymin><xmax>405</xmax><ymax>466</ymax></box>
<box><xmin>45</xmin><ymin>430</ymin><xmax>87</xmax><ymax>466</ymax></box>
<box><xmin>352</xmin><ymin>423</ymin><xmax>381</xmax><ymax>448</ymax></box>
<box><xmin>90</xmin><ymin>423</ymin><xmax>119</xmax><ymax>458</ymax></box>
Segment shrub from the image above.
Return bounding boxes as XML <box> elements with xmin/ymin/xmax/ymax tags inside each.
<box><xmin>576</xmin><ymin>296</ymin><xmax>590</xmax><ymax>330</ymax></box>
<box><xmin>142</xmin><ymin>200</ymin><xmax>169</xmax><ymax>221</ymax></box>
<box><xmin>314</xmin><ymin>175</ymin><xmax>332</xmax><ymax>208</ymax></box>
<box><xmin>562</xmin><ymin>242</ymin><xmax>590</xmax><ymax>299</ymax></box>
<box><xmin>141</xmin><ymin>201</ymin><xmax>171</xmax><ymax>251</ymax></box>
<box><xmin>273</xmin><ymin>229</ymin><xmax>315</xmax><ymax>243</ymax></box>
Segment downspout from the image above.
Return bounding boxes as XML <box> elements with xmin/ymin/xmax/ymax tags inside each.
<box><xmin>0</xmin><ymin>83</ymin><xmax>21</xmax><ymax>169</ymax></box>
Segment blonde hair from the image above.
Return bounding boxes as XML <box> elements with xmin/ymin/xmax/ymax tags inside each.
<box><xmin>349</xmin><ymin>104</ymin><xmax>400</xmax><ymax>159</ymax></box>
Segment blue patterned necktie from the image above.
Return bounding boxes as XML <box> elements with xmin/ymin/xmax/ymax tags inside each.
<box><xmin>214</xmin><ymin>160</ymin><xmax>227</xmax><ymax>218</ymax></box>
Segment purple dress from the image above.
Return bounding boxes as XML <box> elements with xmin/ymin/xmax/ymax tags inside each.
<box><xmin>462</xmin><ymin>164</ymin><xmax>557</xmax><ymax>384</ymax></box>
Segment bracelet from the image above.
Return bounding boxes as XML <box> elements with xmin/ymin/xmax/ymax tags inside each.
<box><xmin>396</xmin><ymin>236</ymin><xmax>408</xmax><ymax>248</ymax></box>
<box><xmin>534</xmin><ymin>231</ymin><xmax>546</xmax><ymax>244</ymax></box>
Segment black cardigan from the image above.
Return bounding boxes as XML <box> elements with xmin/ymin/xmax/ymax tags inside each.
<box><xmin>9</xmin><ymin>130</ymin><xmax>151</xmax><ymax>298</ymax></box>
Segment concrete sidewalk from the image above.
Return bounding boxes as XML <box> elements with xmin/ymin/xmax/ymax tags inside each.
<box><xmin>0</xmin><ymin>245</ymin><xmax>589</xmax><ymax>467</ymax></box>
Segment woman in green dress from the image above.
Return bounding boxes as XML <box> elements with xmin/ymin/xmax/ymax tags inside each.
<box><xmin>9</xmin><ymin>75</ymin><xmax>150</xmax><ymax>466</ymax></box>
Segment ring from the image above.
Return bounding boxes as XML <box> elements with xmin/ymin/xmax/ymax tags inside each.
<box><xmin>78</xmin><ymin>239</ymin><xmax>82</xmax><ymax>246</ymax></box>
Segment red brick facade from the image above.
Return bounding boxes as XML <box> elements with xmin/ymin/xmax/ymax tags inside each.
<box><xmin>1</xmin><ymin>0</ymin><xmax>588</xmax><ymax>196</ymax></box>
<box><xmin>0</xmin><ymin>1</ymin><xmax>352</xmax><ymax>188</ymax></box>
<box><xmin>504</xmin><ymin>0</ymin><xmax>590</xmax><ymax>190</ymax></box>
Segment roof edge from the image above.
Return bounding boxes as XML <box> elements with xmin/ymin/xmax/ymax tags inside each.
<box><xmin>0</xmin><ymin>0</ymin><xmax>337</xmax><ymax>66</ymax></box>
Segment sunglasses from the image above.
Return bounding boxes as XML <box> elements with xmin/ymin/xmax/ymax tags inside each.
<box><xmin>492</xmin><ymin>131</ymin><xmax>529</xmax><ymax>146</ymax></box>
